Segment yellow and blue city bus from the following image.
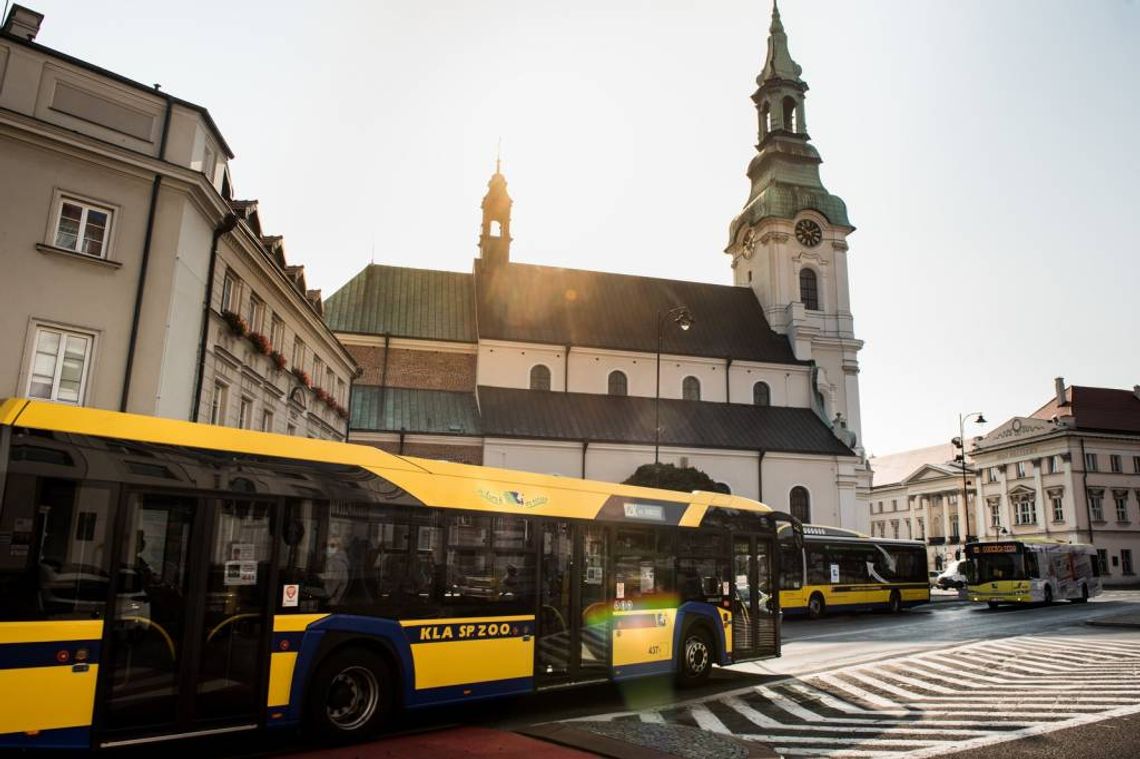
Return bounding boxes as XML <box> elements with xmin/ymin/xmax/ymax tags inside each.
<box><xmin>0</xmin><ymin>399</ymin><xmax>798</xmax><ymax>749</ymax></box>
<box><xmin>777</xmin><ymin>525</ymin><xmax>930</xmax><ymax>618</ymax></box>
<box><xmin>965</xmin><ymin>538</ymin><xmax>1102</xmax><ymax>607</ymax></box>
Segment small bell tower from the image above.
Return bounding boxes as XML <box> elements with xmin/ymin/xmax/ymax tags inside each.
<box><xmin>478</xmin><ymin>156</ymin><xmax>512</xmax><ymax>267</ymax></box>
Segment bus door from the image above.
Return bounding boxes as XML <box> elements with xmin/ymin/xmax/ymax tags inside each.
<box><xmin>732</xmin><ymin>534</ymin><xmax>778</xmax><ymax>660</ymax></box>
<box><xmin>536</xmin><ymin>522</ymin><xmax>610</xmax><ymax>687</ymax></box>
<box><xmin>97</xmin><ymin>492</ymin><xmax>277</xmax><ymax>746</ymax></box>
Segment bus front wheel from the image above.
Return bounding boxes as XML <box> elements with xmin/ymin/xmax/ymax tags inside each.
<box><xmin>307</xmin><ymin>646</ymin><xmax>393</xmax><ymax>742</ymax></box>
<box><xmin>807</xmin><ymin>593</ymin><xmax>826</xmax><ymax>620</ymax></box>
<box><xmin>676</xmin><ymin>625</ymin><xmax>714</xmax><ymax>687</ymax></box>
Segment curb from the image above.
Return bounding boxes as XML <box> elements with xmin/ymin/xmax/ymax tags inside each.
<box><xmin>519</xmin><ymin>722</ymin><xmax>779</xmax><ymax>759</ymax></box>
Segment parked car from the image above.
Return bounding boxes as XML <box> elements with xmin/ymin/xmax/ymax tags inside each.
<box><xmin>935</xmin><ymin>560</ymin><xmax>967</xmax><ymax>590</ymax></box>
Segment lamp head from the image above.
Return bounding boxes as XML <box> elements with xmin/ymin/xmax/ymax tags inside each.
<box><xmin>976</xmin><ymin>413</ymin><xmax>987</xmax><ymax>424</ymax></box>
<box><xmin>674</xmin><ymin>308</ymin><xmax>694</xmax><ymax>331</ymax></box>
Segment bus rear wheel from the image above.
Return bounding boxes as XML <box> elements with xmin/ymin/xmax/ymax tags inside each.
<box><xmin>807</xmin><ymin>593</ymin><xmax>826</xmax><ymax>620</ymax></box>
<box><xmin>676</xmin><ymin>625</ymin><xmax>714</xmax><ymax>687</ymax></box>
<box><xmin>307</xmin><ymin>647</ymin><xmax>393</xmax><ymax>742</ymax></box>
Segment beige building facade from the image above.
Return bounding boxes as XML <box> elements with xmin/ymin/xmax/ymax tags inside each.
<box><xmin>969</xmin><ymin>379</ymin><xmax>1140</xmax><ymax>586</ymax></box>
<box><xmin>869</xmin><ymin>443</ymin><xmax>977</xmax><ymax>571</ymax></box>
<box><xmin>0</xmin><ymin>6</ymin><xmax>354</xmax><ymax>438</ymax></box>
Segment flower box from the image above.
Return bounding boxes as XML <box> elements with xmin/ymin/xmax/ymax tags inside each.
<box><xmin>290</xmin><ymin>366</ymin><xmax>312</xmax><ymax>387</ymax></box>
<box><xmin>248</xmin><ymin>331</ymin><xmax>271</xmax><ymax>355</ymax></box>
<box><xmin>270</xmin><ymin>350</ymin><xmax>288</xmax><ymax>371</ymax></box>
<box><xmin>221</xmin><ymin>310</ymin><xmax>249</xmax><ymax>337</ymax></box>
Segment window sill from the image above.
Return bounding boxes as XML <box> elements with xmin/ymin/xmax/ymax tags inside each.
<box><xmin>1116</xmin><ymin>521</ymin><xmax>1131</xmax><ymax>526</ymax></box>
<box><xmin>1051</xmin><ymin>520</ymin><xmax>1065</xmax><ymax>524</ymax></box>
<box><xmin>36</xmin><ymin>243</ymin><xmax>121</xmax><ymax>269</ymax></box>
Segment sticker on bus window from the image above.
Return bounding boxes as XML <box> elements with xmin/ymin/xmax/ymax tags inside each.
<box><xmin>282</xmin><ymin>583</ymin><xmax>299</xmax><ymax>607</ymax></box>
<box><xmin>830</xmin><ymin>563</ymin><xmax>840</xmax><ymax>583</ymax></box>
<box><xmin>225</xmin><ymin>560</ymin><xmax>257</xmax><ymax>586</ymax></box>
<box><xmin>230</xmin><ymin>543</ymin><xmax>256</xmax><ymax>561</ymax></box>
<box><xmin>722</xmin><ymin>581</ymin><xmax>730</xmax><ymax>596</ymax></box>
<box><xmin>616</xmin><ymin>582</ymin><xmax>625</xmax><ymax>599</ymax></box>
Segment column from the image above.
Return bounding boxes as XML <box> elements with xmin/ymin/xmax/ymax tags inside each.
<box><xmin>941</xmin><ymin>493</ymin><xmax>952</xmax><ymax>541</ymax></box>
<box><xmin>957</xmin><ymin>485</ymin><xmax>968</xmax><ymax>542</ymax></box>
<box><xmin>1032</xmin><ymin>458</ymin><xmax>1047</xmax><ymax>533</ymax></box>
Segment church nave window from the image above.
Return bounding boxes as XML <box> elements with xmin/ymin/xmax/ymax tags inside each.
<box><xmin>529</xmin><ymin>364</ymin><xmax>551</xmax><ymax>391</ymax></box>
<box><xmin>682</xmin><ymin>376</ymin><xmax>701</xmax><ymax>402</ymax></box>
<box><xmin>753</xmin><ymin>381</ymin><xmax>771</xmax><ymax>406</ymax></box>
<box><xmin>790</xmin><ymin>486</ymin><xmax>811</xmax><ymax>523</ymax></box>
<box><xmin>607</xmin><ymin>370</ymin><xmax>628</xmax><ymax>396</ymax></box>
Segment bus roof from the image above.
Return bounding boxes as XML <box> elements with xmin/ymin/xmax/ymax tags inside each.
<box><xmin>0</xmin><ymin>398</ymin><xmax>772</xmax><ymax>526</ymax></box>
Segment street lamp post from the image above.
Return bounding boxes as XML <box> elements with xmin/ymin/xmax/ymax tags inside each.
<box><xmin>654</xmin><ymin>305</ymin><xmax>694</xmax><ymax>467</ymax></box>
<box><xmin>953</xmin><ymin>411</ymin><xmax>987</xmax><ymax>553</ymax></box>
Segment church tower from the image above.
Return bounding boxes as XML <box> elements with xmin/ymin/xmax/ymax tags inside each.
<box><xmin>727</xmin><ymin>1</ymin><xmax>864</xmax><ymax>453</ymax></box>
<box><xmin>478</xmin><ymin>158</ymin><xmax>512</xmax><ymax>267</ymax></box>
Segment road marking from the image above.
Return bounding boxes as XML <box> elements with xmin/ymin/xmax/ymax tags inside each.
<box><xmin>563</xmin><ymin>630</ymin><xmax>1140</xmax><ymax>757</ymax></box>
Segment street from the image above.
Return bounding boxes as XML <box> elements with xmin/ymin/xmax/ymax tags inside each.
<box><xmin>236</xmin><ymin>591</ymin><xmax>1140</xmax><ymax>759</ymax></box>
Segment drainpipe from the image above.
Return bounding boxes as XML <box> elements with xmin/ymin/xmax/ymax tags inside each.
<box><xmin>563</xmin><ymin>345</ymin><xmax>571</xmax><ymax>392</ymax></box>
<box><xmin>581</xmin><ymin>440</ymin><xmax>589</xmax><ymax>478</ymax></box>
<box><xmin>120</xmin><ymin>94</ymin><xmax>173</xmax><ymax>412</ymax></box>
<box><xmin>757</xmin><ymin>449</ymin><xmax>766</xmax><ymax>502</ymax></box>
<box><xmin>190</xmin><ymin>212</ymin><xmax>240</xmax><ymax>421</ymax></box>
<box><xmin>1079</xmin><ymin>439</ymin><xmax>1094</xmax><ymax>545</ymax></box>
<box><xmin>725</xmin><ymin>357</ymin><xmax>733</xmax><ymax>404</ymax></box>
<box><xmin>345</xmin><ymin>365</ymin><xmax>363</xmax><ymax>441</ymax></box>
<box><xmin>378</xmin><ymin>333</ymin><xmax>391</xmax><ymax>431</ymax></box>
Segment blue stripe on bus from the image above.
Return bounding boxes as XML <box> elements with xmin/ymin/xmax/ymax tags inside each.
<box><xmin>405</xmin><ymin>676</ymin><xmax>533</xmax><ymax>707</ymax></box>
<box><xmin>0</xmin><ymin>640</ymin><xmax>101</xmax><ymax>669</ymax></box>
<box><xmin>674</xmin><ymin>602</ymin><xmax>729</xmax><ymax>666</ymax></box>
<box><xmin>0</xmin><ymin>725</ymin><xmax>90</xmax><ymax>749</ymax></box>
<box><xmin>612</xmin><ymin>660</ymin><xmax>674</xmax><ymax>681</ymax></box>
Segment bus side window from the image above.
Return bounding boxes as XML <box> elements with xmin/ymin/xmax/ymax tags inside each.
<box><xmin>806</xmin><ymin>547</ymin><xmax>829</xmax><ymax>585</ymax></box>
<box><xmin>778</xmin><ymin>545</ymin><xmax>802</xmax><ymax>589</ymax></box>
<box><xmin>1025</xmin><ymin>552</ymin><xmax>1040</xmax><ymax>579</ymax></box>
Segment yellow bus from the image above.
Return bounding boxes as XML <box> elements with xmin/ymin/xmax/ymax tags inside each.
<box><xmin>965</xmin><ymin>538</ymin><xmax>1102</xmax><ymax>607</ymax></box>
<box><xmin>0</xmin><ymin>399</ymin><xmax>798</xmax><ymax>749</ymax></box>
<box><xmin>778</xmin><ymin>525</ymin><xmax>930</xmax><ymax>619</ymax></box>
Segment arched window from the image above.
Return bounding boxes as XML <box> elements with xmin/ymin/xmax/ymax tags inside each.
<box><xmin>753</xmin><ymin>381</ymin><xmax>771</xmax><ymax>406</ymax></box>
<box><xmin>529</xmin><ymin>364</ymin><xmax>551</xmax><ymax>391</ymax></box>
<box><xmin>682</xmin><ymin>376</ymin><xmax>701</xmax><ymax>401</ymax></box>
<box><xmin>782</xmin><ymin>96</ymin><xmax>797</xmax><ymax>132</ymax></box>
<box><xmin>490</xmin><ymin>219</ymin><xmax>502</xmax><ymax>237</ymax></box>
<box><xmin>799</xmin><ymin>268</ymin><xmax>819</xmax><ymax>311</ymax></box>
<box><xmin>790</xmin><ymin>486</ymin><xmax>810</xmax><ymax>523</ymax></box>
<box><xmin>607</xmin><ymin>370</ymin><xmax>627</xmax><ymax>396</ymax></box>
<box><xmin>761</xmin><ymin>101</ymin><xmax>771</xmax><ymax>136</ymax></box>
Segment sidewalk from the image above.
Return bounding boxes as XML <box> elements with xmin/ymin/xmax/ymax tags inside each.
<box><xmin>290</xmin><ymin>723</ymin><xmax>778</xmax><ymax>759</ymax></box>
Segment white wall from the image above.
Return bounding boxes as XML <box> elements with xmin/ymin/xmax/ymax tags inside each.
<box><xmin>478</xmin><ymin>341</ymin><xmax>567</xmax><ymax>390</ymax></box>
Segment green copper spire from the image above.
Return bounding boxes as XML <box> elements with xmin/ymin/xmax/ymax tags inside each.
<box><xmin>759</xmin><ymin>0</ymin><xmax>803</xmax><ymax>85</ymax></box>
<box><xmin>726</xmin><ymin>1</ymin><xmax>850</xmax><ymax>246</ymax></box>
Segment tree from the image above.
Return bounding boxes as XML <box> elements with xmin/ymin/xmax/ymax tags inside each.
<box><xmin>623</xmin><ymin>462</ymin><xmax>730</xmax><ymax>494</ymax></box>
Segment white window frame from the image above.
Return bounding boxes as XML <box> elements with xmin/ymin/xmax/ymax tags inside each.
<box><xmin>246</xmin><ymin>292</ymin><xmax>265</xmax><ymax>334</ymax></box>
<box><xmin>49</xmin><ymin>192</ymin><xmax>116</xmax><ymax>259</ymax></box>
<box><xmin>25</xmin><ymin>324</ymin><xmax>95</xmax><ymax>405</ymax></box>
<box><xmin>1014</xmin><ymin>498</ymin><xmax>1036</xmax><ymax>526</ymax></box>
<box><xmin>238</xmin><ymin>396</ymin><xmax>254</xmax><ymax>429</ymax></box>
<box><xmin>1110</xmin><ymin>455</ymin><xmax>1122</xmax><ymax>473</ymax></box>
<box><xmin>261</xmin><ymin>409</ymin><xmax>274</xmax><ymax>433</ymax></box>
<box><xmin>1089</xmin><ymin>490</ymin><xmax>1104</xmax><ymax>522</ymax></box>
<box><xmin>1051</xmin><ymin>494</ymin><xmax>1064</xmax><ymax>522</ymax></box>
<box><xmin>1123</xmin><ymin>549</ymin><xmax>1135</xmax><ymax>576</ymax></box>
<box><xmin>209</xmin><ymin>381</ymin><xmax>229</xmax><ymax>425</ymax></box>
<box><xmin>1085</xmin><ymin>452</ymin><xmax>1098</xmax><ymax>472</ymax></box>
<box><xmin>1015</xmin><ymin>461</ymin><xmax>1027</xmax><ymax>479</ymax></box>
<box><xmin>1115</xmin><ymin>492</ymin><xmax>1129</xmax><ymax>522</ymax></box>
<box><xmin>988</xmin><ymin>498</ymin><xmax>1001</xmax><ymax>527</ymax></box>
<box><xmin>221</xmin><ymin>269</ymin><xmax>240</xmax><ymax>313</ymax></box>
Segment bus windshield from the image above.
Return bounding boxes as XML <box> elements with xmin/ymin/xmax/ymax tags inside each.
<box><xmin>974</xmin><ymin>552</ymin><xmax>1028</xmax><ymax>582</ymax></box>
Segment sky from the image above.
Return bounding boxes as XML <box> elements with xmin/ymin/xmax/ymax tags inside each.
<box><xmin>19</xmin><ymin>0</ymin><xmax>1140</xmax><ymax>456</ymax></box>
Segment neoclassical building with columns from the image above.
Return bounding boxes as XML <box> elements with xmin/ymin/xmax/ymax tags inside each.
<box><xmin>324</xmin><ymin>5</ymin><xmax>871</xmax><ymax>529</ymax></box>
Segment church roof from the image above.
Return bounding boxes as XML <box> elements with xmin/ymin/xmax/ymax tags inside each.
<box><xmin>351</xmin><ymin>386</ymin><xmax>481</xmax><ymax>435</ymax></box>
<box><xmin>476</xmin><ymin>262</ymin><xmax>802</xmax><ymax>364</ymax></box>
<box><xmin>1030</xmin><ymin>385</ymin><xmax>1140</xmax><ymax>435</ymax></box>
<box><xmin>477</xmin><ymin>386</ymin><xmax>853</xmax><ymax>456</ymax></box>
<box><xmin>324</xmin><ymin>264</ymin><xmax>477</xmax><ymax>342</ymax></box>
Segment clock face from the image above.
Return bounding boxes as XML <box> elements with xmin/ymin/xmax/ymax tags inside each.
<box><xmin>795</xmin><ymin>219</ymin><xmax>822</xmax><ymax>247</ymax></box>
<box><xmin>741</xmin><ymin>229</ymin><xmax>756</xmax><ymax>259</ymax></box>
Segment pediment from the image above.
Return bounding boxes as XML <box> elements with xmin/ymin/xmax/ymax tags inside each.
<box><xmin>902</xmin><ymin>463</ymin><xmax>957</xmax><ymax>485</ymax></box>
<box><xmin>1008</xmin><ymin>484</ymin><xmax>1036</xmax><ymax>497</ymax></box>
<box><xmin>979</xmin><ymin>416</ymin><xmax>1055</xmax><ymax>446</ymax></box>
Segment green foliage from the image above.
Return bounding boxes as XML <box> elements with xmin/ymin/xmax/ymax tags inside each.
<box><xmin>623</xmin><ymin>463</ymin><xmax>730</xmax><ymax>494</ymax></box>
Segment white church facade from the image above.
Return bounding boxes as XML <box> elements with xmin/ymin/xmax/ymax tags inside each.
<box><xmin>325</xmin><ymin>5</ymin><xmax>871</xmax><ymax>531</ymax></box>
